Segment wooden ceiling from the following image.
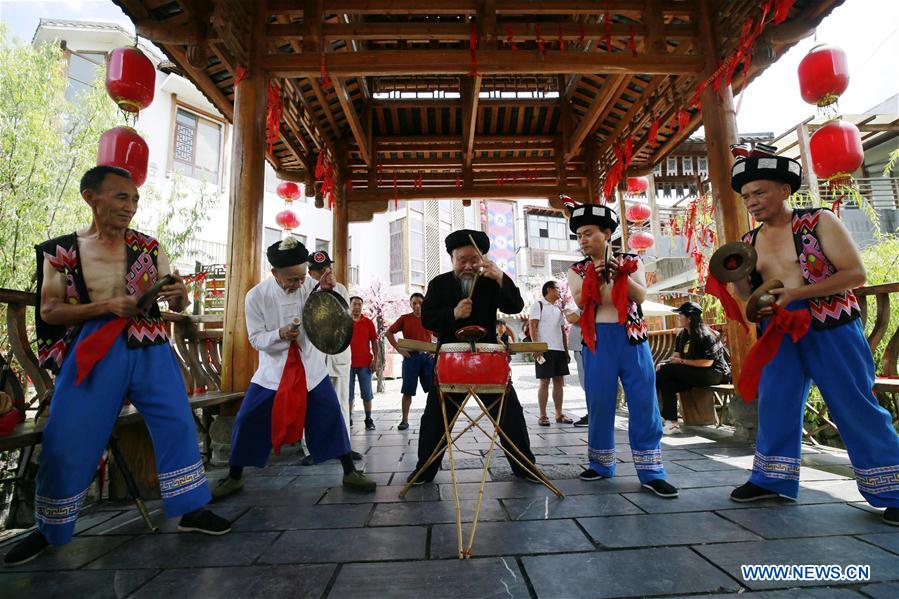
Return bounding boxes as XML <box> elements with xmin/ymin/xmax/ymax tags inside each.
<box><xmin>113</xmin><ymin>0</ymin><xmax>842</xmax><ymax>220</ymax></box>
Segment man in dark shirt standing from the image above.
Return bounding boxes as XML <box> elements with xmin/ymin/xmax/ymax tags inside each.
<box><xmin>407</xmin><ymin>230</ymin><xmax>536</xmax><ymax>484</ymax></box>
<box><xmin>386</xmin><ymin>293</ymin><xmax>434</xmax><ymax>431</ymax></box>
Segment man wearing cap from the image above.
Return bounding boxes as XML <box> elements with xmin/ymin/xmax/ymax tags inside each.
<box><xmin>306</xmin><ymin>250</ymin><xmax>363</xmax><ymax>462</ymax></box>
<box><xmin>386</xmin><ymin>293</ymin><xmax>435</xmax><ymax>431</ymax></box>
<box><xmin>565</xmin><ymin>200</ymin><xmax>679</xmax><ymax>498</ymax></box>
<box><xmin>727</xmin><ymin>148</ymin><xmax>899</xmax><ymax>525</ymax></box>
<box><xmin>655</xmin><ymin>302</ymin><xmax>730</xmax><ymax>434</ymax></box>
<box><xmin>407</xmin><ymin>230</ymin><xmax>537</xmax><ymax>484</ymax></box>
<box><xmin>211</xmin><ymin>239</ymin><xmax>376</xmax><ymax>499</ymax></box>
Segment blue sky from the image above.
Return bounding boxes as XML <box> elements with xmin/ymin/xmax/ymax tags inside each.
<box><xmin>2</xmin><ymin>0</ymin><xmax>897</xmax><ymax>140</ymax></box>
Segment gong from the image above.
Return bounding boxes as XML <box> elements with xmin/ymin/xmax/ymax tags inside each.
<box><xmin>746</xmin><ymin>279</ymin><xmax>784</xmax><ymax>323</ymax></box>
<box><xmin>709</xmin><ymin>242</ymin><xmax>757</xmax><ymax>283</ymax></box>
<box><xmin>302</xmin><ymin>289</ymin><xmax>354</xmax><ymax>354</ymax></box>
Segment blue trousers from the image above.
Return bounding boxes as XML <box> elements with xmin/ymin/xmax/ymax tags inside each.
<box><xmin>401</xmin><ymin>352</ymin><xmax>433</xmax><ymax>396</ymax></box>
<box><xmin>230</xmin><ymin>378</ymin><xmax>351</xmax><ymax>468</ymax></box>
<box><xmin>349</xmin><ymin>367</ymin><xmax>374</xmax><ymax>402</ymax></box>
<box><xmin>751</xmin><ymin>309</ymin><xmax>899</xmax><ymax>507</ymax></box>
<box><xmin>36</xmin><ymin>319</ymin><xmax>210</xmax><ymax>545</ymax></box>
<box><xmin>583</xmin><ymin>323</ymin><xmax>666</xmax><ymax>483</ymax></box>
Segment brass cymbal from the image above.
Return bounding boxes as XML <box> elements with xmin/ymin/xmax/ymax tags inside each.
<box><xmin>746</xmin><ymin>279</ymin><xmax>784</xmax><ymax>323</ymax></box>
<box><xmin>709</xmin><ymin>241</ymin><xmax>757</xmax><ymax>283</ymax></box>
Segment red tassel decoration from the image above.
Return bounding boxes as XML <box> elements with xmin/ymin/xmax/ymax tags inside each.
<box><xmin>468</xmin><ymin>22</ymin><xmax>479</xmax><ymax>76</ymax></box>
<box><xmin>628</xmin><ymin>26</ymin><xmax>637</xmax><ymax>57</ymax></box>
<box><xmin>536</xmin><ymin>24</ymin><xmax>546</xmax><ymax>56</ymax></box>
<box><xmin>648</xmin><ymin>118</ymin><xmax>660</xmax><ymax>149</ymax></box>
<box><xmin>578</xmin><ymin>22</ymin><xmax>585</xmax><ymax>46</ymax></box>
<box><xmin>235</xmin><ymin>65</ymin><xmax>248</xmax><ymax>86</ymax></box>
<box><xmin>393</xmin><ymin>170</ymin><xmax>398</xmax><ymax>209</ymax></box>
<box><xmin>319</xmin><ymin>54</ymin><xmax>331</xmax><ymax>89</ymax></box>
<box><xmin>456</xmin><ymin>174</ymin><xmax>462</xmax><ymax>189</ymax></box>
<box><xmin>677</xmin><ymin>109</ymin><xmax>690</xmax><ymax>132</ymax></box>
<box><xmin>773</xmin><ymin>0</ymin><xmax>795</xmax><ymax>24</ymax></box>
<box><xmin>506</xmin><ymin>24</ymin><xmax>518</xmax><ymax>50</ymax></box>
<box><xmin>604</xmin><ymin>12</ymin><xmax>612</xmax><ymax>51</ymax></box>
<box><xmin>315</xmin><ymin>152</ymin><xmax>324</xmax><ymax>179</ymax></box>
<box><xmin>265</xmin><ymin>82</ymin><xmax>282</xmax><ymax>154</ymax></box>
<box><xmin>558</xmin><ymin>25</ymin><xmax>565</xmax><ymax>52</ymax></box>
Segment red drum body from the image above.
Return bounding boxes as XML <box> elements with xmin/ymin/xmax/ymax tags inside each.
<box><xmin>436</xmin><ymin>343</ymin><xmax>510</xmax><ymax>393</ymax></box>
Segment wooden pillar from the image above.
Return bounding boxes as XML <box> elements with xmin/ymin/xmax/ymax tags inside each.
<box><xmin>333</xmin><ymin>147</ymin><xmax>349</xmax><ymax>285</ymax></box>
<box><xmin>647</xmin><ymin>172</ymin><xmax>662</xmax><ymax>243</ymax></box>
<box><xmin>797</xmin><ymin>122</ymin><xmax>819</xmax><ymax>194</ymax></box>
<box><xmin>616</xmin><ymin>182</ymin><xmax>629</xmax><ymax>251</ymax></box>
<box><xmin>698</xmin><ymin>0</ymin><xmax>757</xmax><ymax>438</ymax></box>
<box><xmin>220</xmin><ymin>3</ymin><xmax>267</xmax><ymax>393</ymax></box>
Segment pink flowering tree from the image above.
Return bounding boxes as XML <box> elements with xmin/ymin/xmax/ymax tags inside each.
<box><xmin>357</xmin><ymin>279</ymin><xmax>406</xmax><ymax>392</ymax></box>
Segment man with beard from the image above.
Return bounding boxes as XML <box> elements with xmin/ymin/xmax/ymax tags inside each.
<box><xmin>407</xmin><ymin>230</ymin><xmax>537</xmax><ymax>484</ymax></box>
<box><xmin>726</xmin><ymin>147</ymin><xmax>898</xmax><ymax>526</ymax></box>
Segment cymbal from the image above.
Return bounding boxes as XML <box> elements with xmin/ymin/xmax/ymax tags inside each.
<box><xmin>746</xmin><ymin>279</ymin><xmax>783</xmax><ymax>323</ymax></box>
<box><xmin>709</xmin><ymin>242</ymin><xmax>757</xmax><ymax>283</ymax></box>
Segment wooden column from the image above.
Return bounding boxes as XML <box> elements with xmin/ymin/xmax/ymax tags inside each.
<box><xmin>332</xmin><ymin>147</ymin><xmax>350</xmax><ymax>285</ymax></box>
<box><xmin>797</xmin><ymin>122</ymin><xmax>819</xmax><ymax>194</ymax></box>
<box><xmin>220</xmin><ymin>4</ymin><xmax>267</xmax><ymax>393</ymax></box>
<box><xmin>616</xmin><ymin>182</ymin><xmax>629</xmax><ymax>251</ymax></box>
<box><xmin>646</xmin><ymin>172</ymin><xmax>662</xmax><ymax>243</ymax></box>
<box><xmin>698</xmin><ymin>0</ymin><xmax>757</xmax><ymax>438</ymax></box>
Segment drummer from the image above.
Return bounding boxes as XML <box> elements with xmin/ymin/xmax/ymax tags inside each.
<box><xmin>211</xmin><ymin>239</ymin><xmax>376</xmax><ymax>500</ymax></box>
<box><xmin>407</xmin><ymin>230</ymin><xmax>537</xmax><ymax>484</ymax></box>
<box><xmin>727</xmin><ymin>148</ymin><xmax>899</xmax><ymax>525</ymax></box>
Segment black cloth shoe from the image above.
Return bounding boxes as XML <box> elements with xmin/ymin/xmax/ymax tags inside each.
<box><xmin>397</xmin><ymin>421</ymin><xmax>409</xmax><ymax>431</ymax></box>
<box><xmin>351</xmin><ymin>451</ymin><xmax>363</xmax><ymax>461</ymax></box>
<box><xmin>3</xmin><ymin>531</ymin><xmax>49</xmax><ymax>566</ymax></box>
<box><xmin>302</xmin><ymin>454</ymin><xmax>315</xmax><ymax>466</ymax></box>
<box><xmin>516</xmin><ymin>471</ymin><xmax>542</xmax><ymax>484</ymax></box>
<box><xmin>365</xmin><ymin>418</ymin><xmax>376</xmax><ymax>431</ymax></box>
<box><xmin>882</xmin><ymin>507</ymin><xmax>899</xmax><ymax>526</ymax></box>
<box><xmin>730</xmin><ymin>481</ymin><xmax>781</xmax><ymax>503</ymax></box>
<box><xmin>406</xmin><ymin>471</ymin><xmax>431</xmax><ymax>486</ymax></box>
<box><xmin>573</xmin><ymin>415</ymin><xmax>589</xmax><ymax>427</ymax></box>
<box><xmin>642</xmin><ymin>479</ymin><xmax>679</xmax><ymax>498</ymax></box>
<box><xmin>177</xmin><ymin>509</ymin><xmax>231</xmax><ymax>536</ymax></box>
<box><xmin>579</xmin><ymin>468</ymin><xmax>606</xmax><ymax>481</ymax></box>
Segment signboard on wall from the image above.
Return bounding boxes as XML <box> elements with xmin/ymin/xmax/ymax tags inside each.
<box><xmin>485</xmin><ymin>201</ymin><xmax>516</xmax><ymax>277</ymax></box>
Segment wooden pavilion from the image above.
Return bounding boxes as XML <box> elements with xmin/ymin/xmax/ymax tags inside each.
<box><xmin>110</xmin><ymin>0</ymin><xmax>843</xmax><ymax>413</ymax></box>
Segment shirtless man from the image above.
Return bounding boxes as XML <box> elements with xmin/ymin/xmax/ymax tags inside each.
<box><xmin>726</xmin><ymin>149</ymin><xmax>899</xmax><ymax>526</ymax></box>
<box><xmin>3</xmin><ymin>166</ymin><xmax>229</xmax><ymax>567</ymax></box>
<box><xmin>565</xmin><ymin>200</ymin><xmax>678</xmax><ymax>498</ymax></box>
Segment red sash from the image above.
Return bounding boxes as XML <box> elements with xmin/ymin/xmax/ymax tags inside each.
<box><xmin>737</xmin><ymin>304</ymin><xmax>810</xmax><ymax>403</ymax></box>
<box><xmin>579</xmin><ymin>262</ymin><xmax>601</xmax><ymax>352</ymax></box>
<box><xmin>612</xmin><ymin>260</ymin><xmax>638</xmax><ymax>324</ymax></box>
<box><xmin>271</xmin><ymin>341</ymin><xmax>308</xmax><ymax>454</ymax></box>
<box><xmin>75</xmin><ymin>318</ymin><xmax>129</xmax><ymax>385</ymax></box>
<box><xmin>705</xmin><ymin>274</ymin><xmax>749</xmax><ymax>333</ymax></box>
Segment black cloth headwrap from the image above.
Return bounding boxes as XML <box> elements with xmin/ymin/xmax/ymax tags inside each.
<box><xmin>445</xmin><ymin>229</ymin><xmax>490</xmax><ymax>254</ymax></box>
<box><xmin>267</xmin><ymin>237</ymin><xmax>309</xmax><ymax>268</ymax></box>
<box><xmin>730</xmin><ymin>148</ymin><xmax>802</xmax><ymax>194</ymax></box>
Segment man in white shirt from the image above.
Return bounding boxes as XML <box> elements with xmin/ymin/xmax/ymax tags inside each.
<box><xmin>212</xmin><ymin>239</ymin><xmax>376</xmax><ymax>499</ymax></box>
<box><xmin>306</xmin><ymin>250</ymin><xmax>362</xmax><ymax>462</ymax></box>
<box><xmin>529</xmin><ymin>281</ymin><xmax>571</xmax><ymax>426</ymax></box>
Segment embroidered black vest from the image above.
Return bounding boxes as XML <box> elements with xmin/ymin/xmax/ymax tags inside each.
<box><xmin>742</xmin><ymin>207</ymin><xmax>861</xmax><ymax>331</ymax></box>
<box><xmin>571</xmin><ymin>252</ymin><xmax>648</xmax><ymax>345</ymax></box>
<box><xmin>35</xmin><ymin>229</ymin><xmax>169</xmax><ymax>373</ymax></box>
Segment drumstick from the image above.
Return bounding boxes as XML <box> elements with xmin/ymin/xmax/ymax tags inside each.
<box><xmin>465</xmin><ymin>233</ymin><xmax>487</xmax><ymax>300</ymax></box>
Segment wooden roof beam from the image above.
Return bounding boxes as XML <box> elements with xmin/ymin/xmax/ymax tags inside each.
<box><xmin>564</xmin><ymin>75</ymin><xmax>629</xmax><ymax>162</ymax></box>
<box><xmin>595</xmin><ymin>75</ymin><xmax>665</xmax><ymax>159</ymax></box>
<box><xmin>347</xmin><ymin>184</ymin><xmax>588</xmax><ymax>203</ymax></box>
<box><xmin>264</xmin><ymin>51</ymin><xmax>703</xmax><ymax>77</ymax></box>
<box><xmin>333</xmin><ymin>78</ymin><xmax>372</xmax><ymax>166</ymax></box>
<box><xmin>165</xmin><ymin>44</ymin><xmax>233</xmax><ymax>120</ymax></box>
<box><xmin>266</xmin><ymin>0</ymin><xmax>693</xmax><ymax>15</ymax></box>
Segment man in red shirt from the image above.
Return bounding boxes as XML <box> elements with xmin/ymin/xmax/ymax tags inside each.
<box><xmin>349</xmin><ymin>296</ymin><xmax>379</xmax><ymax>430</ymax></box>
<box><xmin>386</xmin><ymin>293</ymin><xmax>434</xmax><ymax>430</ymax></box>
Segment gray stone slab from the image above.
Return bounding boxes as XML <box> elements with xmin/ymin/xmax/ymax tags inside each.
<box><xmin>85</xmin><ymin>532</ymin><xmax>279</xmax><ymax>569</ymax></box>
<box><xmin>232</xmin><ymin>504</ymin><xmax>372</xmax><ymax>531</ymax></box>
<box><xmin>674</xmin><ymin>459</ymin><xmax>752</xmax><ymax>472</ymax></box>
<box><xmin>396</xmin><ymin>467</ymin><xmax>495</xmax><ymax>484</ymax></box>
<box><xmin>130</xmin><ymin>564</ymin><xmax>335</xmax><ymax>599</ymax></box>
<box><xmin>670</xmin><ymin>469</ymin><xmax>758</xmax><ymax>489</ymax></box>
<box><xmin>799</xmin><ymin>479</ymin><xmax>866</xmax><ymax>502</ymax></box>
<box><xmin>701</xmin><ymin>588</ymin><xmax>864</xmax><ymax>598</ymax></box>
<box><xmin>1</xmin><ymin>534</ymin><xmax>132</xmax><ymax>571</ymax></box>
<box><xmin>0</xmin><ymin>569</ymin><xmax>158</xmax><ymax>598</ymax></box>
<box><xmin>718</xmin><ymin>503</ymin><xmax>891</xmax><ymax>539</ymax></box>
<box><xmin>859</xmin><ymin>581</ymin><xmax>899</xmax><ymax>598</ymax></box>
<box><xmin>430</xmin><ymin>519</ymin><xmax>594</xmax><ymax>558</ymax></box>
<box><xmin>550</xmin><ymin>476</ymin><xmax>645</xmax><ymax>496</ymax></box>
<box><xmin>319</xmin><ymin>484</ymin><xmax>439</xmax><ymax>504</ymax></box>
<box><xmin>216</xmin><ymin>486</ymin><xmax>328</xmax><ymax>506</ymax></box>
<box><xmin>369</xmin><ymin>499</ymin><xmax>506</xmax><ymax>526</ymax></box>
<box><xmin>439</xmin><ymin>480</ymin><xmax>558</xmax><ymax>501</ymax></box>
<box><xmin>328</xmin><ymin>557</ymin><xmax>529</xmax><ymax>599</ymax></box>
<box><xmin>623</xmin><ymin>485</ymin><xmax>794</xmax><ymax>514</ymax></box>
<box><xmin>258</xmin><ymin>526</ymin><xmax>426</xmax><ymax>564</ymax></box>
<box><xmin>693</xmin><ymin>536</ymin><xmax>899</xmax><ymax>590</ymax></box>
<box><xmin>79</xmin><ymin>504</ymin><xmax>248</xmax><ymax>536</ymax></box>
<box><xmin>579</xmin><ymin>511</ymin><xmax>761</xmax><ymax>547</ymax></box>
<box><xmin>522</xmin><ymin>547</ymin><xmax>741</xmax><ymax>598</ymax></box>
<box><xmin>858</xmin><ymin>532</ymin><xmax>899</xmax><ymax>555</ymax></box>
<box><xmin>72</xmin><ymin>509</ymin><xmax>126</xmax><ymax>534</ymax></box>
<box><xmin>504</xmin><ymin>493</ymin><xmax>643</xmax><ymax>520</ymax></box>
<box><xmin>287</xmin><ymin>472</ymin><xmax>392</xmax><ymax>488</ymax></box>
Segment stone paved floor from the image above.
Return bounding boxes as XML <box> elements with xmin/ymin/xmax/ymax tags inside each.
<box><xmin>2</xmin><ymin>364</ymin><xmax>898</xmax><ymax>598</ymax></box>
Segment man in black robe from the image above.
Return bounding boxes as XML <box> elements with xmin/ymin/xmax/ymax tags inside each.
<box><xmin>407</xmin><ymin>230</ymin><xmax>537</xmax><ymax>484</ymax></box>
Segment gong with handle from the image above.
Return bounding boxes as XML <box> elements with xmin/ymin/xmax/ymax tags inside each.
<box><xmin>302</xmin><ymin>288</ymin><xmax>354</xmax><ymax>354</ymax></box>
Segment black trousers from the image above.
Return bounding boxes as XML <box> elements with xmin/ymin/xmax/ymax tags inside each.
<box><xmin>655</xmin><ymin>363</ymin><xmax>725</xmax><ymax>421</ymax></box>
<box><xmin>413</xmin><ymin>383</ymin><xmax>535</xmax><ymax>481</ymax></box>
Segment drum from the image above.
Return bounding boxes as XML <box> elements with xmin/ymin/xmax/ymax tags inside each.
<box><xmin>436</xmin><ymin>343</ymin><xmax>510</xmax><ymax>394</ymax></box>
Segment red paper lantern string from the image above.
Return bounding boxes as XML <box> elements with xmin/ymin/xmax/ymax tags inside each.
<box><xmin>603</xmin><ymin>12</ymin><xmax>612</xmax><ymax>51</ymax></box>
<box><xmin>235</xmin><ymin>65</ymin><xmax>248</xmax><ymax>86</ymax></box>
<box><xmin>468</xmin><ymin>22</ymin><xmax>479</xmax><ymax>76</ymax></box>
<box><xmin>628</xmin><ymin>26</ymin><xmax>637</xmax><ymax>57</ymax></box>
<box><xmin>506</xmin><ymin>24</ymin><xmax>518</xmax><ymax>50</ymax></box>
<box><xmin>648</xmin><ymin>118</ymin><xmax>660</xmax><ymax>149</ymax></box>
<box><xmin>558</xmin><ymin>25</ymin><xmax>565</xmax><ymax>52</ymax></box>
<box><xmin>319</xmin><ymin>54</ymin><xmax>331</xmax><ymax>89</ymax></box>
<box><xmin>536</xmin><ymin>24</ymin><xmax>546</xmax><ymax>56</ymax></box>
<box><xmin>265</xmin><ymin>82</ymin><xmax>282</xmax><ymax>154</ymax></box>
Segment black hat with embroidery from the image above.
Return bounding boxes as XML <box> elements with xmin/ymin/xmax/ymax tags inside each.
<box><xmin>266</xmin><ymin>237</ymin><xmax>309</xmax><ymax>268</ymax></box>
<box><xmin>730</xmin><ymin>143</ymin><xmax>802</xmax><ymax>194</ymax></box>
<box><xmin>561</xmin><ymin>195</ymin><xmax>619</xmax><ymax>234</ymax></box>
<box><xmin>308</xmin><ymin>250</ymin><xmax>333</xmax><ymax>271</ymax></box>
<box><xmin>445</xmin><ymin>229</ymin><xmax>490</xmax><ymax>254</ymax></box>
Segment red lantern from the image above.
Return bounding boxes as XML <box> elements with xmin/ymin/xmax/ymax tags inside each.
<box><xmin>797</xmin><ymin>44</ymin><xmax>849</xmax><ymax>108</ymax></box>
<box><xmin>626</xmin><ymin>176</ymin><xmax>649</xmax><ymax>195</ymax></box>
<box><xmin>627</xmin><ymin>231</ymin><xmax>655</xmax><ymax>251</ymax></box>
<box><xmin>625</xmin><ymin>203</ymin><xmax>652</xmax><ymax>224</ymax></box>
<box><xmin>97</xmin><ymin>127</ymin><xmax>149</xmax><ymax>187</ymax></box>
<box><xmin>276</xmin><ymin>181</ymin><xmax>301</xmax><ymax>202</ymax></box>
<box><xmin>809</xmin><ymin>120</ymin><xmax>864</xmax><ymax>185</ymax></box>
<box><xmin>275</xmin><ymin>209</ymin><xmax>300</xmax><ymax>231</ymax></box>
<box><xmin>105</xmin><ymin>47</ymin><xmax>156</xmax><ymax>113</ymax></box>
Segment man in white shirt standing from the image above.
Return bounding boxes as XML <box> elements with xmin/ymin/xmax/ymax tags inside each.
<box><xmin>529</xmin><ymin>281</ymin><xmax>571</xmax><ymax>426</ymax></box>
<box><xmin>211</xmin><ymin>239</ymin><xmax>376</xmax><ymax>499</ymax></box>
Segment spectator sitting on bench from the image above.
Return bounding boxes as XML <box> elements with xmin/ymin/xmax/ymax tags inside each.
<box><xmin>655</xmin><ymin>302</ymin><xmax>731</xmax><ymax>434</ymax></box>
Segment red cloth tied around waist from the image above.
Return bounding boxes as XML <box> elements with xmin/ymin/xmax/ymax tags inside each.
<box><xmin>612</xmin><ymin>260</ymin><xmax>638</xmax><ymax>325</ymax></box>
<box><xmin>737</xmin><ymin>304</ymin><xmax>810</xmax><ymax>403</ymax></box>
<box><xmin>579</xmin><ymin>262</ymin><xmax>601</xmax><ymax>353</ymax></box>
<box><xmin>705</xmin><ymin>274</ymin><xmax>748</xmax><ymax>333</ymax></box>
<box><xmin>271</xmin><ymin>341</ymin><xmax>307</xmax><ymax>454</ymax></box>
<box><xmin>75</xmin><ymin>317</ymin><xmax>129</xmax><ymax>385</ymax></box>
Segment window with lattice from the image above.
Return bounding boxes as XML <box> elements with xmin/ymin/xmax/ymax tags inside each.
<box><xmin>172</xmin><ymin>107</ymin><xmax>222</xmax><ymax>184</ymax></box>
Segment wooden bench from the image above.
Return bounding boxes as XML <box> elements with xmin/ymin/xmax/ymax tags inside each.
<box><xmin>0</xmin><ymin>288</ymin><xmax>244</xmax><ymax>527</ymax></box>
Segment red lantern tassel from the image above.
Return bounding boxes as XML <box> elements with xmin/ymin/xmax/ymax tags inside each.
<box><xmin>604</xmin><ymin>12</ymin><xmax>612</xmax><ymax>51</ymax></box>
<box><xmin>265</xmin><ymin>82</ymin><xmax>282</xmax><ymax>154</ymax></box>
<box><xmin>677</xmin><ymin>109</ymin><xmax>690</xmax><ymax>132</ymax></box>
<box><xmin>558</xmin><ymin>25</ymin><xmax>565</xmax><ymax>52</ymax></box>
<box><xmin>773</xmin><ymin>0</ymin><xmax>795</xmax><ymax>24</ymax></box>
<box><xmin>468</xmin><ymin>22</ymin><xmax>479</xmax><ymax>76</ymax></box>
<box><xmin>320</xmin><ymin>54</ymin><xmax>331</xmax><ymax>89</ymax></box>
<box><xmin>648</xmin><ymin>118</ymin><xmax>660</xmax><ymax>149</ymax></box>
<box><xmin>628</xmin><ymin>26</ymin><xmax>637</xmax><ymax>57</ymax></box>
<box><xmin>536</xmin><ymin>24</ymin><xmax>546</xmax><ymax>56</ymax></box>
<box><xmin>315</xmin><ymin>152</ymin><xmax>324</xmax><ymax>179</ymax></box>
<box><xmin>506</xmin><ymin>24</ymin><xmax>518</xmax><ymax>50</ymax></box>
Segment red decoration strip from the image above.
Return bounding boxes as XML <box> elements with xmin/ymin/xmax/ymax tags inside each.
<box><xmin>558</xmin><ymin>25</ymin><xmax>565</xmax><ymax>52</ymax></box>
<box><xmin>468</xmin><ymin>22</ymin><xmax>479</xmax><ymax>75</ymax></box>
<box><xmin>648</xmin><ymin>118</ymin><xmax>660</xmax><ymax>149</ymax></box>
<box><xmin>271</xmin><ymin>342</ymin><xmax>308</xmax><ymax>454</ymax></box>
<box><xmin>265</xmin><ymin>82</ymin><xmax>283</xmax><ymax>154</ymax></box>
<box><xmin>773</xmin><ymin>0</ymin><xmax>795</xmax><ymax>24</ymax></box>
<box><xmin>604</xmin><ymin>11</ymin><xmax>612</xmax><ymax>51</ymax></box>
<box><xmin>320</xmin><ymin>53</ymin><xmax>331</xmax><ymax>89</ymax></box>
<box><xmin>315</xmin><ymin>152</ymin><xmax>325</xmax><ymax>179</ymax></box>
<box><xmin>393</xmin><ymin>170</ymin><xmax>398</xmax><ymax>209</ymax></box>
<box><xmin>75</xmin><ymin>318</ymin><xmax>129</xmax><ymax>385</ymax></box>
<box><xmin>579</xmin><ymin>262</ymin><xmax>602</xmax><ymax>352</ymax></box>
<box><xmin>705</xmin><ymin>274</ymin><xmax>748</xmax><ymax>333</ymax></box>
<box><xmin>612</xmin><ymin>260</ymin><xmax>638</xmax><ymax>324</ymax></box>
<box><xmin>506</xmin><ymin>24</ymin><xmax>518</xmax><ymax>50</ymax></box>
<box><xmin>677</xmin><ymin>109</ymin><xmax>690</xmax><ymax>132</ymax></box>
<box><xmin>737</xmin><ymin>305</ymin><xmax>810</xmax><ymax>402</ymax></box>
<box><xmin>235</xmin><ymin>65</ymin><xmax>248</xmax><ymax>86</ymax></box>
<box><xmin>578</xmin><ymin>22</ymin><xmax>585</xmax><ymax>46</ymax></box>
<box><xmin>456</xmin><ymin>174</ymin><xmax>462</xmax><ymax>188</ymax></box>
<box><xmin>536</xmin><ymin>24</ymin><xmax>546</xmax><ymax>56</ymax></box>
<box><xmin>628</xmin><ymin>25</ymin><xmax>637</xmax><ymax>57</ymax></box>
